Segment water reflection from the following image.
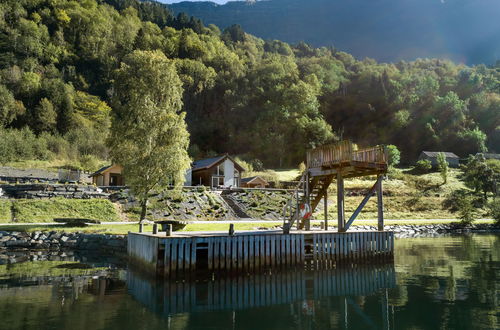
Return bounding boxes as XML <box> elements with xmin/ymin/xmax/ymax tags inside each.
<box><xmin>128</xmin><ymin>264</ymin><xmax>396</xmax><ymax>328</ymax></box>
<box><xmin>0</xmin><ymin>234</ymin><xmax>497</xmax><ymax>330</ymax></box>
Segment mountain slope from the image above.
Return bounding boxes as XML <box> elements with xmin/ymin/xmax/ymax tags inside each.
<box><xmin>167</xmin><ymin>0</ymin><xmax>500</xmax><ymax>65</ymax></box>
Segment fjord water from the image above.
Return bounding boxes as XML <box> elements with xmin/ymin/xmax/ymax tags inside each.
<box><xmin>0</xmin><ymin>234</ymin><xmax>498</xmax><ymax>330</ymax></box>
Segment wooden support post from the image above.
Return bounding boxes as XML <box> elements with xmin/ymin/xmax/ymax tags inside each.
<box><xmin>377</xmin><ymin>175</ymin><xmax>384</xmax><ymax>231</ymax></box>
<box><xmin>152</xmin><ymin>223</ymin><xmax>158</xmax><ymax>235</ymax></box>
<box><xmin>229</xmin><ymin>223</ymin><xmax>235</xmax><ymax>236</ymax></box>
<box><xmin>324</xmin><ymin>191</ymin><xmax>328</xmax><ymax>231</ymax></box>
<box><xmin>166</xmin><ymin>224</ymin><xmax>172</xmax><ymax>237</ymax></box>
<box><xmin>305</xmin><ymin>172</ymin><xmax>311</xmax><ymax>231</ymax></box>
<box><xmin>337</xmin><ymin>172</ymin><xmax>345</xmax><ymax>232</ymax></box>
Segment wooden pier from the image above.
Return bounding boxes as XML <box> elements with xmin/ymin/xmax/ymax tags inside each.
<box><xmin>128</xmin><ymin>230</ymin><xmax>394</xmax><ymax>276</ymax></box>
<box><xmin>128</xmin><ymin>141</ymin><xmax>394</xmax><ymax>277</ymax></box>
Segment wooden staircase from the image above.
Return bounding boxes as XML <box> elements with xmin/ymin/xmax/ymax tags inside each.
<box><xmin>283</xmin><ymin>173</ymin><xmax>333</xmax><ymax>232</ymax></box>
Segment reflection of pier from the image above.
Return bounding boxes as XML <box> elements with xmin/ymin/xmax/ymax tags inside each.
<box><xmin>127</xmin><ymin>264</ymin><xmax>395</xmax><ymax>316</ymax></box>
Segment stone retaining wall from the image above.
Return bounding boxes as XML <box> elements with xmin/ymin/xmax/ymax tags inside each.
<box><xmin>0</xmin><ymin>231</ymin><xmax>127</xmax><ymax>256</ymax></box>
<box><xmin>0</xmin><ymin>184</ymin><xmax>109</xmax><ymax>199</ymax></box>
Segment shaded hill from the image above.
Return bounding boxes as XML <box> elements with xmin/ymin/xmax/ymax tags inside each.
<box><xmin>167</xmin><ymin>0</ymin><xmax>500</xmax><ymax>65</ymax></box>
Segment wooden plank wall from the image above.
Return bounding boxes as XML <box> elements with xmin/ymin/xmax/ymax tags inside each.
<box><xmin>129</xmin><ymin>231</ymin><xmax>394</xmax><ymax>275</ymax></box>
<box><xmin>160</xmin><ymin>234</ymin><xmax>305</xmax><ymax>276</ymax></box>
<box><xmin>310</xmin><ymin>232</ymin><xmax>394</xmax><ymax>268</ymax></box>
<box><xmin>127</xmin><ymin>232</ymin><xmax>158</xmax><ymax>273</ymax></box>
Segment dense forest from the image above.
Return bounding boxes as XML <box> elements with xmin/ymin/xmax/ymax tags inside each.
<box><xmin>167</xmin><ymin>0</ymin><xmax>500</xmax><ymax>65</ymax></box>
<box><xmin>0</xmin><ymin>0</ymin><xmax>498</xmax><ymax>170</ymax></box>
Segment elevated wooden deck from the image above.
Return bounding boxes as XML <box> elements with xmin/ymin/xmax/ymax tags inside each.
<box><xmin>307</xmin><ymin>140</ymin><xmax>388</xmax><ymax>178</ymax></box>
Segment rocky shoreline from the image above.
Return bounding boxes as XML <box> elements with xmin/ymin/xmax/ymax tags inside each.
<box><xmin>1</xmin><ymin>223</ymin><xmax>498</xmax><ymax>265</ymax></box>
<box><xmin>0</xmin><ymin>231</ymin><xmax>126</xmax><ymax>265</ymax></box>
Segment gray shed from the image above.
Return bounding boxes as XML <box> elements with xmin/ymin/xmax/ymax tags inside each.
<box><xmin>418</xmin><ymin>151</ymin><xmax>460</xmax><ymax>168</ymax></box>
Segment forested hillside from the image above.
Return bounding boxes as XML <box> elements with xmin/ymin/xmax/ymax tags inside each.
<box><xmin>168</xmin><ymin>0</ymin><xmax>500</xmax><ymax>65</ymax></box>
<box><xmin>0</xmin><ymin>0</ymin><xmax>498</xmax><ymax>170</ymax></box>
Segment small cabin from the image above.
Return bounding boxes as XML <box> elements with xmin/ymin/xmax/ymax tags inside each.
<box><xmin>241</xmin><ymin>176</ymin><xmax>270</xmax><ymax>188</ymax></box>
<box><xmin>191</xmin><ymin>155</ymin><xmax>244</xmax><ymax>188</ymax></box>
<box><xmin>418</xmin><ymin>151</ymin><xmax>460</xmax><ymax>168</ymax></box>
<box><xmin>482</xmin><ymin>153</ymin><xmax>500</xmax><ymax>160</ymax></box>
<box><xmin>90</xmin><ymin>164</ymin><xmax>124</xmax><ymax>186</ymax></box>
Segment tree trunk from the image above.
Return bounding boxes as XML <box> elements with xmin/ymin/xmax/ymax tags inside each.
<box><xmin>140</xmin><ymin>198</ymin><xmax>148</xmax><ymax>223</ymax></box>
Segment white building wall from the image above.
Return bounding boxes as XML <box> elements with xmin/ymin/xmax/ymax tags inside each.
<box><xmin>184</xmin><ymin>168</ymin><xmax>192</xmax><ymax>186</ymax></box>
<box><xmin>223</xmin><ymin>158</ymin><xmax>235</xmax><ymax>187</ymax></box>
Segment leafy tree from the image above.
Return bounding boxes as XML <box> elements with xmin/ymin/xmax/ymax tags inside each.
<box><xmin>34</xmin><ymin>98</ymin><xmax>57</xmax><ymax>133</ymax></box>
<box><xmin>436</xmin><ymin>152</ymin><xmax>449</xmax><ymax>184</ymax></box>
<box><xmin>386</xmin><ymin>145</ymin><xmax>400</xmax><ymax>167</ymax></box>
<box><xmin>108</xmin><ymin>50</ymin><xmax>191</xmax><ymax>221</ymax></box>
<box><xmin>461</xmin><ymin>154</ymin><xmax>497</xmax><ymax>200</ymax></box>
<box><xmin>0</xmin><ymin>84</ymin><xmax>24</xmax><ymax>126</ymax></box>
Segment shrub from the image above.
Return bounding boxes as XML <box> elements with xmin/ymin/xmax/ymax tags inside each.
<box><xmin>414</xmin><ymin>159</ymin><xmax>432</xmax><ymax>173</ymax></box>
<box><xmin>386</xmin><ymin>145</ymin><xmax>401</xmax><ymax>167</ymax></box>
<box><xmin>457</xmin><ymin>195</ymin><xmax>476</xmax><ymax>225</ymax></box>
<box><xmin>488</xmin><ymin>200</ymin><xmax>500</xmax><ymax>224</ymax></box>
<box><xmin>436</xmin><ymin>152</ymin><xmax>449</xmax><ymax>184</ymax></box>
<box><xmin>298</xmin><ymin>162</ymin><xmax>306</xmax><ymax>173</ymax></box>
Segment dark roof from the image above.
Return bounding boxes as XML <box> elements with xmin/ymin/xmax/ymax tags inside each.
<box><xmin>89</xmin><ymin>165</ymin><xmax>113</xmax><ymax>177</ymax></box>
<box><xmin>241</xmin><ymin>175</ymin><xmax>269</xmax><ymax>185</ymax></box>
<box><xmin>483</xmin><ymin>153</ymin><xmax>500</xmax><ymax>160</ymax></box>
<box><xmin>191</xmin><ymin>154</ymin><xmax>245</xmax><ymax>172</ymax></box>
<box><xmin>420</xmin><ymin>151</ymin><xmax>459</xmax><ymax>159</ymax></box>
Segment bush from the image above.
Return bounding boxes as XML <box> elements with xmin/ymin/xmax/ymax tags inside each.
<box><xmin>386</xmin><ymin>145</ymin><xmax>401</xmax><ymax>167</ymax></box>
<box><xmin>414</xmin><ymin>159</ymin><xmax>432</xmax><ymax>173</ymax></box>
<box><xmin>488</xmin><ymin>200</ymin><xmax>500</xmax><ymax>224</ymax></box>
<box><xmin>298</xmin><ymin>162</ymin><xmax>306</xmax><ymax>173</ymax></box>
<box><xmin>0</xmin><ymin>127</ymin><xmax>52</xmax><ymax>164</ymax></box>
<box><xmin>457</xmin><ymin>195</ymin><xmax>476</xmax><ymax>225</ymax></box>
<box><xmin>436</xmin><ymin>152</ymin><xmax>449</xmax><ymax>184</ymax></box>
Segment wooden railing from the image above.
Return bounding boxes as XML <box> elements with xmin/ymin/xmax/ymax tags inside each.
<box><xmin>307</xmin><ymin>141</ymin><xmax>387</xmax><ymax>168</ymax></box>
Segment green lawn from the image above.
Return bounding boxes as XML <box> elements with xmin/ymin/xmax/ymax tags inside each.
<box><xmin>0</xmin><ymin>219</ymin><xmax>495</xmax><ymax>235</ymax></box>
<box><xmin>8</xmin><ymin>198</ymin><xmax>120</xmax><ymax>223</ymax></box>
<box><xmin>0</xmin><ymin>200</ymin><xmax>11</xmax><ymax>222</ymax></box>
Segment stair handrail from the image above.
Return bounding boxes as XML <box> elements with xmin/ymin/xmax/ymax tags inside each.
<box><xmin>282</xmin><ymin>171</ymin><xmax>307</xmax><ymax>231</ymax></box>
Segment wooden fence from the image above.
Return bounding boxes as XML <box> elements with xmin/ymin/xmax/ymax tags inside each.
<box><xmin>307</xmin><ymin>141</ymin><xmax>387</xmax><ymax>168</ymax></box>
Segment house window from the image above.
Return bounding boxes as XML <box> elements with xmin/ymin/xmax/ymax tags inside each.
<box><xmin>234</xmin><ymin>169</ymin><xmax>240</xmax><ymax>187</ymax></box>
<box><xmin>217</xmin><ymin>163</ymin><xmax>225</xmax><ymax>176</ymax></box>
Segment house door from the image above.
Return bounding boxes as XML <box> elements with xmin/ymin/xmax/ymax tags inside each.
<box><xmin>110</xmin><ymin>174</ymin><xmax>119</xmax><ymax>186</ymax></box>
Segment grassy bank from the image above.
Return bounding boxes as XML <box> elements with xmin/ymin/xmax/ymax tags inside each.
<box><xmin>317</xmin><ymin>168</ymin><xmax>490</xmax><ymax>220</ymax></box>
<box><xmin>0</xmin><ymin>219</ymin><xmax>495</xmax><ymax>235</ymax></box>
<box><xmin>0</xmin><ymin>198</ymin><xmax>120</xmax><ymax>223</ymax></box>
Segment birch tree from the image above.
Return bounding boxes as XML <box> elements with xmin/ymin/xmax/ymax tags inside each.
<box><xmin>109</xmin><ymin>50</ymin><xmax>191</xmax><ymax>221</ymax></box>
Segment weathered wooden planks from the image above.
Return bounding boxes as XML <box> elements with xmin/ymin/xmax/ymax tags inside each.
<box><xmin>129</xmin><ymin>231</ymin><xmax>394</xmax><ymax>276</ymax></box>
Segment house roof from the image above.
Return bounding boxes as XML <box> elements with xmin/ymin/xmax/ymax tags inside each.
<box><xmin>89</xmin><ymin>165</ymin><xmax>113</xmax><ymax>177</ymax></box>
<box><xmin>241</xmin><ymin>176</ymin><xmax>269</xmax><ymax>185</ymax></box>
<box><xmin>482</xmin><ymin>153</ymin><xmax>500</xmax><ymax>160</ymax></box>
<box><xmin>420</xmin><ymin>151</ymin><xmax>459</xmax><ymax>159</ymax></box>
<box><xmin>191</xmin><ymin>154</ymin><xmax>245</xmax><ymax>172</ymax></box>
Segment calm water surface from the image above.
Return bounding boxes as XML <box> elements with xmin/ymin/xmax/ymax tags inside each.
<box><xmin>0</xmin><ymin>234</ymin><xmax>498</xmax><ymax>330</ymax></box>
